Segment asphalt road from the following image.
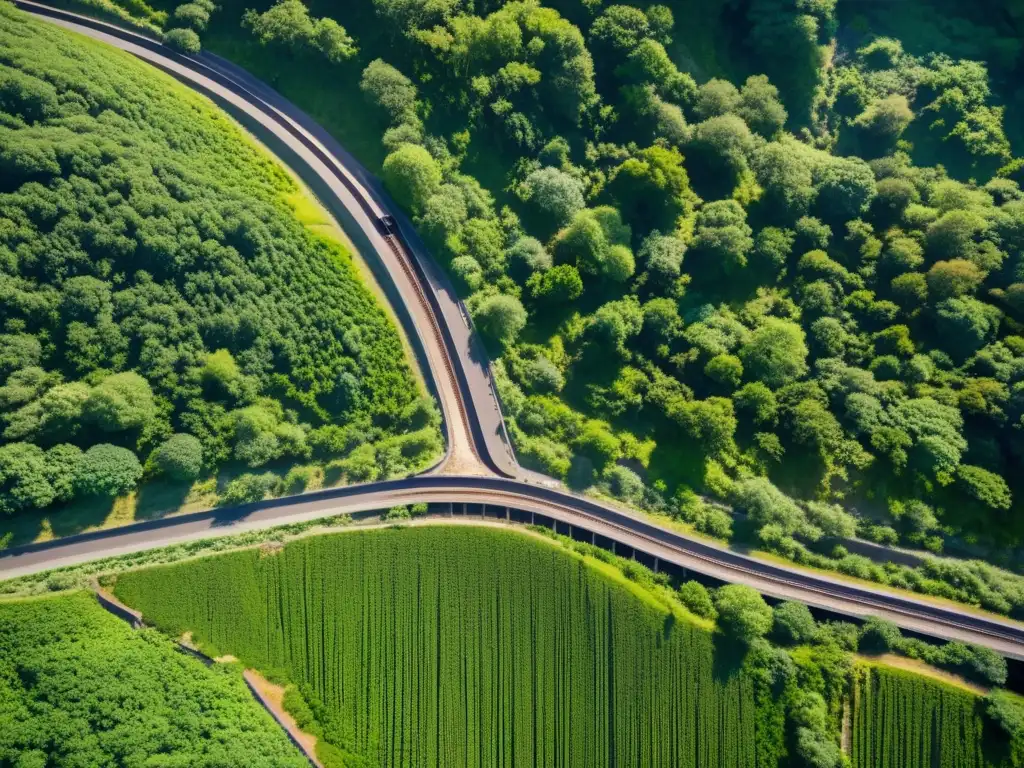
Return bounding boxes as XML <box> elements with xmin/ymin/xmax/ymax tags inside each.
<box><xmin>4</xmin><ymin>473</ymin><xmax>1024</xmax><ymax>659</ymax></box>
<box><xmin>6</xmin><ymin>1</ymin><xmax>1024</xmax><ymax>661</ymax></box>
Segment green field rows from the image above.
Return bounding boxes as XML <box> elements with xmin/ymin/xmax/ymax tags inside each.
<box><xmin>851</xmin><ymin>665</ymin><xmax>1002</xmax><ymax>768</ymax></box>
<box><xmin>114</xmin><ymin>526</ymin><xmax>762</xmax><ymax>767</ymax></box>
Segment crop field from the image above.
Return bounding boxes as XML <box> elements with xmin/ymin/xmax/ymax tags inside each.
<box><xmin>851</xmin><ymin>665</ymin><xmax>1001</xmax><ymax>768</ymax></box>
<box><xmin>114</xmin><ymin>526</ymin><xmax>762</xmax><ymax>767</ymax></box>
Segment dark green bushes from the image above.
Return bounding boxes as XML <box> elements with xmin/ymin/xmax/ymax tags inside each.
<box><xmin>303</xmin><ymin>0</ymin><xmax>1024</xmax><ymax>569</ymax></box>
<box><xmin>0</xmin><ymin>592</ymin><xmax>308</xmax><ymax>766</ymax></box>
<box><xmin>0</xmin><ymin>8</ymin><xmax>434</xmax><ymax>521</ymax></box>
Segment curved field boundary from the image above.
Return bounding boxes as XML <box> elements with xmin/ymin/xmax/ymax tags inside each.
<box><xmin>13</xmin><ymin>0</ymin><xmax>507</xmax><ymax>476</ymax></box>
<box><xmin>3</xmin><ymin>475</ymin><xmax>1024</xmax><ymax>658</ymax></box>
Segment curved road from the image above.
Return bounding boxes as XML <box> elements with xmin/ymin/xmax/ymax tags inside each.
<box><xmin>5</xmin><ymin>1</ymin><xmax>1024</xmax><ymax>661</ymax></box>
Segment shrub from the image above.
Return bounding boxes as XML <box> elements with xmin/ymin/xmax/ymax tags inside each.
<box><xmin>383</xmin><ymin>505</ymin><xmax>411</xmax><ymax>521</ymax></box>
<box><xmin>858</xmin><ymin>616</ymin><xmax>901</xmax><ymax>652</ymax></box>
<box><xmin>772</xmin><ymin>601</ymin><xmax>817</xmax><ymax>645</ymax></box>
<box><xmin>152</xmin><ymin>434</ymin><xmax>203</xmax><ymax>482</ymax></box>
<box><xmin>985</xmin><ymin>690</ymin><xmax>1024</xmax><ymax>741</ymax></box>
<box><xmin>473</xmin><ymin>294</ymin><xmax>527</xmax><ymax>347</ymax></box>
<box><xmin>382</xmin><ymin>144</ymin><xmax>441</xmax><ymax>213</ymax></box>
<box><xmin>164</xmin><ymin>27</ymin><xmax>201</xmax><ymax>53</ymax></box>
<box><xmin>678</xmin><ymin>580</ymin><xmax>716</xmax><ymax>620</ymax></box>
<box><xmin>603</xmin><ymin>464</ymin><xmax>644</xmax><ymax>503</ymax></box>
<box><xmin>173</xmin><ymin>2</ymin><xmax>210</xmax><ymax>30</ymax></box>
<box><xmin>714</xmin><ymin>584</ymin><xmax>772</xmax><ymax>642</ymax></box>
<box><xmin>83</xmin><ymin>372</ymin><xmax>156</xmax><ymax>433</ymax></box>
<box><xmin>281</xmin><ymin>465</ymin><xmax>322</xmax><ymax>494</ymax></box>
<box><xmin>219</xmin><ymin>472</ymin><xmax>280</xmax><ymax>505</ymax></box>
<box><xmin>521</xmin><ymin>167</ymin><xmax>585</xmax><ymax>231</ymax></box>
<box><xmin>242</xmin><ymin>0</ymin><xmax>356</xmax><ymax>62</ymax></box>
<box><xmin>75</xmin><ymin>445</ymin><xmax>143</xmax><ymax>497</ymax></box>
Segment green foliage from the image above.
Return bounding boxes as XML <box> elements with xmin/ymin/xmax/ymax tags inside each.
<box><xmin>732</xmin><ymin>477</ymin><xmax>815</xmax><ymax>540</ymax></box>
<box><xmin>608</xmin><ymin>145</ymin><xmax>693</xmax><ymax>234</ymax></box>
<box><xmin>771</xmin><ymin>601</ymin><xmax>817</xmax><ymax>645</ymax></box>
<box><xmin>520</xmin><ymin>166</ymin><xmax>585</xmax><ymax>232</ymax></box>
<box><xmin>165</xmin><ymin>26</ymin><xmax>201</xmax><ymax>52</ymax></box>
<box><xmin>219</xmin><ymin>471</ymin><xmax>281</xmax><ymax>505</ymax></box>
<box><xmin>46</xmin><ymin>0</ymin><xmax>1024</xmax><ymax>613</ymax></box>
<box><xmin>692</xmin><ymin>200</ymin><xmax>754</xmax><ymax>274</ymax></box>
<box><xmin>0</xmin><ymin>592</ymin><xmax>308</xmax><ymax>766</ymax></box>
<box><xmin>382</xmin><ymin>143</ymin><xmax>443</xmax><ymax>213</ymax></box>
<box><xmin>738</xmin><ymin>75</ymin><xmax>788</xmax><ymax>138</ymax></box>
<box><xmin>688</xmin><ymin>114</ymin><xmax>756</xmax><ymax>197</ymax></box>
<box><xmin>361</xmin><ymin>59</ymin><xmax>418</xmax><ymax>124</ymax></box>
<box><xmin>553</xmin><ymin>206</ymin><xmax>632</xmax><ymax>280</ymax></box>
<box><xmin>173</xmin><ymin>2</ymin><xmax>210</xmax><ymax>31</ymax></box>
<box><xmin>678</xmin><ymin>580</ymin><xmax>717</xmax><ymax>620</ymax></box>
<box><xmin>242</xmin><ymin>0</ymin><xmax>356</xmax><ymax>63</ymax></box>
<box><xmin>742</xmin><ymin>0</ymin><xmax>836</xmax><ymax>122</ymax></box>
<box><xmin>0</xmin><ymin>443</ymin><xmax>57</xmax><ymax>515</ymax></box>
<box><xmin>83</xmin><ymin>372</ymin><xmax>156</xmax><ymax>434</ymax></box>
<box><xmin>0</xmin><ymin>9</ymin><xmax>427</xmax><ymax>522</ymax></box>
<box><xmin>713</xmin><ymin>584</ymin><xmax>773</xmax><ymax>642</ymax></box>
<box><xmin>740</xmin><ymin>318</ymin><xmax>810</xmax><ymax>389</ymax></box>
<box><xmin>507</xmin><ymin>237</ymin><xmax>552</xmax><ymax>281</ymax></box>
<box><xmin>705</xmin><ymin>354</ymin><xmax>744</xmax><ymax>389</ymax></box>
<box><xmin>114</xmin><ymin>527</ymin><xmax>762</xmax><ymax>766</ymax></box>
<box><xmin>666</xmin><ymin>396</ymin><xmax>737</xmax><ymax>456</ymax></box>
<box><xmin>472</xmin><ymin>293</ymin><xmax>527</xmax><ymax>348</ymax></box>
<box><xmin>152</xmin><ymin>433</ymin><xmax>204</xmax><ymax>481</ymax></box>
<box><xmin>985</xmin><ymin>690</ymin><xmax>1024</xmax><ymax>763</ymax></box>
<box><xmin>528</xmin><ymin>264</ymin><xmax>583</xmax><ymax>303</ymax></box>
<box><xmin>851</xmin><ymin>666</ymin><xmax>999</xmax><ymax>768</ymax></box>
<box><xmin>74</xmin><ymin>444</ymin><xmax>143</xmax><ymax>497</ymax></box>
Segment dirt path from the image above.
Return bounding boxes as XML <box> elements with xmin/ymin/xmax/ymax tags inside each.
<box><xmin>856</xmin><ymin>653</ymin><xmax>988</xmax><ymax>695</ymax></box>
<box><xmin>841</xmin><ymin>698</ymin><xmax>852</xmax><ymax>756</ymax></box>
<box><xmin>243</xmin><ymin>670</ymin><xmax>322</xmax><ymax>767</ymax></box>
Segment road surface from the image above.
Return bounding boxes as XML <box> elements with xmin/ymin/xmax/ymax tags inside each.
<box><xmin>5</xmin><ymin>1</ymin><xmax>1024</xmax><ymax>661</ymax></box>
<box><xmin>3</xmin><ymin>474</ymin><xmax>1024</xmax><ymax>659</ymax></box>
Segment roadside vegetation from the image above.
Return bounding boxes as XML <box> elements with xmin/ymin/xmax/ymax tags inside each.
<box><xmin>107</xmin><ymin>524</ymin><xmax>1024</xmax><ymax>767</ymax></box>
<box><xmin>7</xmin><ymin>3</ymin><xmax>1023</xmax><ymax>766</ymax></box>
<box><xmin>0</xmin><ymin>7</ymin><xmax>440</xmax><ymax>547</ymax></box>
<box><xmin>61</xmin><ymin>0</ymin><xmax>1024</xmax><ymax>614</ymax></box>
<box><xmin>0</xmin><ymin>591</ymin><xmax>309</xmax><ymax>766</ymax></box>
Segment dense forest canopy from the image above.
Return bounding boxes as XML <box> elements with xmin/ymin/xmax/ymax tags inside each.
<box><xmin>0</xmin><ymin>7</ymin><xmax>439</xmax><ymax>524</ymax></box>
<box><xmin>179</xmin><ymin>0</ymin><xmax>1024</xmax><ymax>560</ymax></box>
<box><xmin>0</xmin><ymin>591</ymin><xmax>309</xmax><ymax>766</ymax></box>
